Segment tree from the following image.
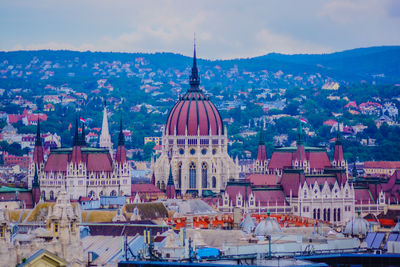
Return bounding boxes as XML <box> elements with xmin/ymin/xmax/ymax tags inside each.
<box><xmin>143</xmin><ymin>142</ymin><xmax>156</xmax><ymax>161</ymax></box>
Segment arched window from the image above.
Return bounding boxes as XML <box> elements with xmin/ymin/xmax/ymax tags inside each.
<box><xmin>337</xmin><ymin>208</ymin><xmax>341</xmax><ymax>222</ymax></box>
<box><xmin>323</xmin><ymin>209</ymin><xmax>326</xmax><ymax>221</ymax></box>
<box><xmin>41</xmin><ymin>191</ymin><xmax>46</xmax><ymax>201</ymax></box>
<box><xmin>317</xmin><ymin>208</ymin><xmax>321</xmax><ymax>220</ymax></box>
<box><xmin>110</xmin><ymin>190</ymin><xmax>117</xmax><ymax>196</ymax></box>
<box><xmin>178</xmin><ymin>162</ymin><xmax>182</xmax><ymax>189</ymax></box>
<box><xmin>333</xmin><ymin>208</ymin><xmax>336</xmax><ymax>222</ymax></box>
<box><xmin>327</xmin><ymin>208</ymin><xmax>331</xmax><ymax>221</ymax></box>
<box><xmin>50</xmin><ymin>191</ymin><xmax>54</xmax><ymax>200</ymax></box>
<box><xmin>313</xmin><ymin>209</ymin><xmax>316</xmax><ymax>219</ymax></box>
<box><xmin>212</xmin><ymin>176</ymin><xmax>216</xmax><ymax>188</ymax></box>
<box><xmin>189</xmin><ymin>162</ymin><xmax>196</xmax><ymax>189</ymax></box>
<box><xmin>99</xmin><ymin>191</ymin><xmax>104</xmax><ymax>196</ymax></box>
<box><xmin>156</xmin><ymin>181</ymin><xmax>160</xmax><ymax>189</ymax></box>
<box><xmin>202</xmin><ymin>162</ymin><xmax>207</xmax><ymax>188</ymax></box>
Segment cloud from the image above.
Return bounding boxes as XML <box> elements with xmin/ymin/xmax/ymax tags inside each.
<box><xmin>2</xmin><ymin>0</ymin><xmax>400</xmax><ymax>59</ymax></box>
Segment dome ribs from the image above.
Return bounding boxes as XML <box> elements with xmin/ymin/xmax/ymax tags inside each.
<box><xmin>200</xmin><ymin>98</ymin><xmax>210</xmax><ymax>135</ymax></box>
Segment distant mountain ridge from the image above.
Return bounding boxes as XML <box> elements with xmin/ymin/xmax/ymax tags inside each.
<box><xmin>1</xmin><ymin>45</ymin><xmax>400</xmax><ymax>83</ymax></box>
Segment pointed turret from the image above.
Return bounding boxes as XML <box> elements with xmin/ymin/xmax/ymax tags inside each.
<box><xmin>33</xmin><ymin>119</ymin><xmax>44</xmax><ymax>165</ymax></box>
<box><xmin>333</xmin><ymin>123</ymin><xmax>344</xmax><ymax>164</ymax></box>
<box><xmin>71</xmin><ymin>117</ymin><xmax>82</xmax><ymax>164</ymax></box>
<box><xmin>256</xmin><ymin>127</ymin><xmax>267</xmax><ymax>163</ymax></box>
<box><xmin>99</xmin><ymin>103</ymin><xmax>113</xmax><ymax>153</ymax></box>
<box><xmin>80</xmin><ymin>122</ymin><xmax>87</xmax><ymax>147</ymax></box>
<box><xmin>295</xmin><ymin>121</ymin><xmax>306</xmax><ymax>163</ymax></box>
<box><xmin>32</xmin><ymin>165</ymin><xmax>41</xmax><ymax>206</ymax></box>
<box><xmin>115</xmin><ymin>117</ymin><xmax>127</xmax><ymax>164</ymax></box>
<box><xmin>189</xmin><ymin>40</ymin><xmax>200</xmax><ymax>91</ymax></box>
<box><xmin>166</xmin><ymin>165</ymin><xmax>176</xmax><ymax>199</ymax></box>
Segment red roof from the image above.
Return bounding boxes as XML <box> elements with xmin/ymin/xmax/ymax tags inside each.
<box><xmin>323</xmin><ymin>119</ymin><xmax>338</xmax><ymax>126</ymax></box>
<box><xmin>355</xmin><ymin>188</ymin><xmax>374</xmax><ymax>204</ymax></box>
<box><xmin>254</xmin><ymin>190</ymin><xmax>287</xmax><ymax>206</ymax></box>
<box><xmin>131</xmin><ymin>183</ymin><xmax>162</xmax><ymax>194</ymax></box>
<box><xmin>364</xmin><ymin>161</ymin><xmax>400</xmax><ymax>169</ymax></box>
<box><xmin>165</xmin><ymin>91</ymin><xmax>223</xmax><ymax>136</ymax></box>
<box><xmin>247</xmin><ymin>174</ymin><xmax>280</xmax><ymax>186</ymax></box>
<box><xmin>225</xmin><ymin>183</ymin><xmax>253</xmax><ymax>201</ymax></box>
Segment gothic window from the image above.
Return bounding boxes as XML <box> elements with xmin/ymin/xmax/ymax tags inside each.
<box><xmin>333</xmin><ymin>208</ymin><xmax>336</xmax><ymax>222</ymax></box>
<box><xmin>313</xmin><ymin>209</ymin><xmax>316</xmax><ymax>219</ymax></box>
<box><xmin>303</xmin><ymin>189</ymin><xmax>307</xmax><ymax>198</ymax></box>
<box><xmin>100</xmin><ymin>191</ymin><xmax>104</xmax><ymax>196</ymax></box>
<box><xmin>202</xmin><ymin>162</ymin><xmax>208</xmax><ymax>188</ymax></box>
<box><xmin>189</xmin><ymin>162</ymin><xmax>196</xmax><ymax>189</ymax></box>
<box><xmin>89</xmin><ymin>191</ymin><xmax>95</xmax><ymax>198</ymax></box>
<box><xmin>201</xmin><ymin>149</ymin><xmax>207</xmax><ymax>155</ymax></box>
<box><xmin>337</xmin><ymin>208</ymin><xmax>341</xmax><ymax>222</ymax></box>
<box><xmin>50</xmin><ymin>191</ymin><xmax>54</xmax><ymax>200</ymax></box>
<box><xmin>41</xmin><ymin>191</ymin><xmax>46</xmax><ymax>201</ymax></box>
<box><xmin>212</xmin><ymin>149</ymin><xmax>217</xmax><ymax>155</ymax></box>
<box><xmin>110</xmin><ymin>190</ymin><xmax>117</xmax><ymax>196</ymax></box>
<box><xmin>190</xmin><ymin>149</ymin><xmax>196</xmax><ymax>155</ymax></box>
<box><xmin>179</xmin><ymin>148</ymin><xmax>184</xmax><ymax>155</ymax></box>
<box><xmin>317</xmin><ymin>208</ymin><xmax>321</xmax><ymax>220</ymax></box>
<box><xmin>323</xmin><ymin>209</ymin><xmax>326</xmax><ymax>221</ymax></box>
<box><xmin>178</xmin><ymin>162</ymin><xmax>182</xmax><ymax>189</ymax></box>
<box><xmin>345</xmin><ymin>189</ymin><xmax>349</xmax><ymax>198</ymax></box>
<box><xmin>212</xmin><ymin>176</ymin><xmax>216</xmax><ymax>188</ymax></box>
<box><xmin>327</xmin><ymin>208</ymin><xmax>331</xmax><ymax>221</ymax></box>
<box><xmin>156</xmin><ymin>181</ymin><xmax>160</xmax><ymax>189</ymax></box>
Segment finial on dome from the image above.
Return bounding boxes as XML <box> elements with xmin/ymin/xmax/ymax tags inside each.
<box><xmin>189</xmin><ymin>36</ymin><xmax>200</xmax><ymax>91</ymax></box>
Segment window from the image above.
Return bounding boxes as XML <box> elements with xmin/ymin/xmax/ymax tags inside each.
<box><xmin>110</xmin><ymin>190</ymin><xmax>117</xmax><ymax>196</ymax></box>
<box><xmin>178</xmin><ymin>162</ymin><xmax>182</xmax><ymax>189</ymax></box>
<box><xmin>50</xmin><ymin>191</ymin><xmax>54</xmax><ymax>200</ymax></box>
<box><xmin>201</xmin><ymin>149</ymin><xmax>207</xmax><ymax>155</ymax></box>
<box><xmin>179</xmin><ymin>149</ymin><xmax>184</xmax><ymax>155</ymax></box>
<box><xmin>202</xmin><ymin>162</ymin><xmax>208</xmax><ymax>188</ymax></box>
<box><xmin>212</xmin><ymin>149</ymin><xmax>217</xmax><ymax>155</ymax></box>
<box><xmin>189</xmin><ymin>162</ymin><xmax>196</xmax><ymax>189</ymax></box>
<box><xmin>190</xmin><ymin>149</ymin><xmax>196</xmax><ymax>155</ymax></box>
<box><xmin>54</xmin><ymin>223</ymin><xmax>59</xmax><ymax>233</ymax></box>
<box><xmin>212</xmin><ymin>176</ymin><xmax>216</xmax><ymax>188</ymax></box>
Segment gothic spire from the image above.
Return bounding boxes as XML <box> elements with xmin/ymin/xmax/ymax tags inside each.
<box><xmin>32</xmin><ymin>165</ymin><xmax>40</xmax><ymax>188</ymax></box>
<box><xmin>167</xmin><ymin>164</ymin><xmax>174</xmax><ymax>186</ymax></box>
<box><xmin>73</xmin><ymin>116</ymin><xmax>80</xmax><ymax>146</ymax></box>
<box><xmin>297</xmin><ymin>121</ymin><xmax>304</xmax><ymax>145</ymax></box>
<box><xmin>80</xmin><ymin>122</ymin><xmax>86</xmax><ymax>146</ymax></box>
<box><xmin>35</xmin><ymin>118</ymin><xmax>42</xmax><ymax>146</ymax></box>
<box><xmin>189</xmin><ymin>39</ymin><xmax>200</xmax><ymax>91</ymax></box>
<box><xmin>118</xmin><ymin>116</ymin><xmax>125</xmax><ymax>146</ymax></box>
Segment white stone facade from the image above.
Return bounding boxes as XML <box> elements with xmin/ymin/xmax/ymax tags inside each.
<box><xmin>152</xmin><ymin>127</ymin><xmax>239</xmax><ymax>195</ymax></box>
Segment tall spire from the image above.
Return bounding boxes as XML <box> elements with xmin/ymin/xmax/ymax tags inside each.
<box><xmin>118</xmin><ymin>117</ymin><xmax>125</xmax><ymax>146</ymax></box>
<box><xmin>33</xmin><ymin>118</ymin><xmax>44</xmax><ymax>165</ymax></box>
<box><xmin>99</xmin><ymin>103</ymin><xmax>113</xmax><ymax>153</ymax></box>
<box><xmin>189</xmin><ymin>37</ymin><xmax>200</xmax><ymax>91</ymax></box>
<box><xmin>166</xmin><ymin>164</ymin><xmax>176</xmax><ymax>199</ymax></box>
<box><xmin>297</xmin><ymin>121</ymin><xmax>304</xmax><ymax>145</ymax></box>
<box><xmin>32</xmin><ymin>165</ymin><xmax>40</xmax><ymax>188</ymax></box>
<box><xmin>116</xmin><ymin>116</ymin><xmax>127</xmax><ymax>164</ymax></box>
<box><xmin>80</xmin><ymin>122</ymin><xmax>86</xmax><ymax>146</ymax></box>
<box><xmin>73</xmin><ymin>116</ymin><xmax>80</xmax><ymax>146</ymax></box>
<box><xmin>35</xmin><ymin>119</ymin><xmax>42</xmax><ymax>146</ymax></box>
<box><xmin>256</xmin><ymin>127</ymin><xmax>267</xmax><ymax>163</ymax></box>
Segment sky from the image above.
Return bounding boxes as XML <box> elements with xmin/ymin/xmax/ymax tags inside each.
<box><xmin>1</xmin><ymin>0</ymin><xmax>400</xmax><ymax>59</ymax></box>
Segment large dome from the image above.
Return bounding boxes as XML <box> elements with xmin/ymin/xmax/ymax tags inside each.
<box><xmin>165</xmin><ymin>48</ymin><xmax>223</xmax><ymax>136</ymax></box>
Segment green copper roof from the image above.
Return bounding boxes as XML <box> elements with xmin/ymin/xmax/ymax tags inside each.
<box><xmin>0</xmin><ymin>186</ymin><xmax>30</xmax><ymax>193</ymax></box>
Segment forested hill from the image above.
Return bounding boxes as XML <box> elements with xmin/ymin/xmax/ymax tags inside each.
<box><xmin>1</xmin><ymin>45</ymin><xmax>400</xmax><ymax>84</ymax></box>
